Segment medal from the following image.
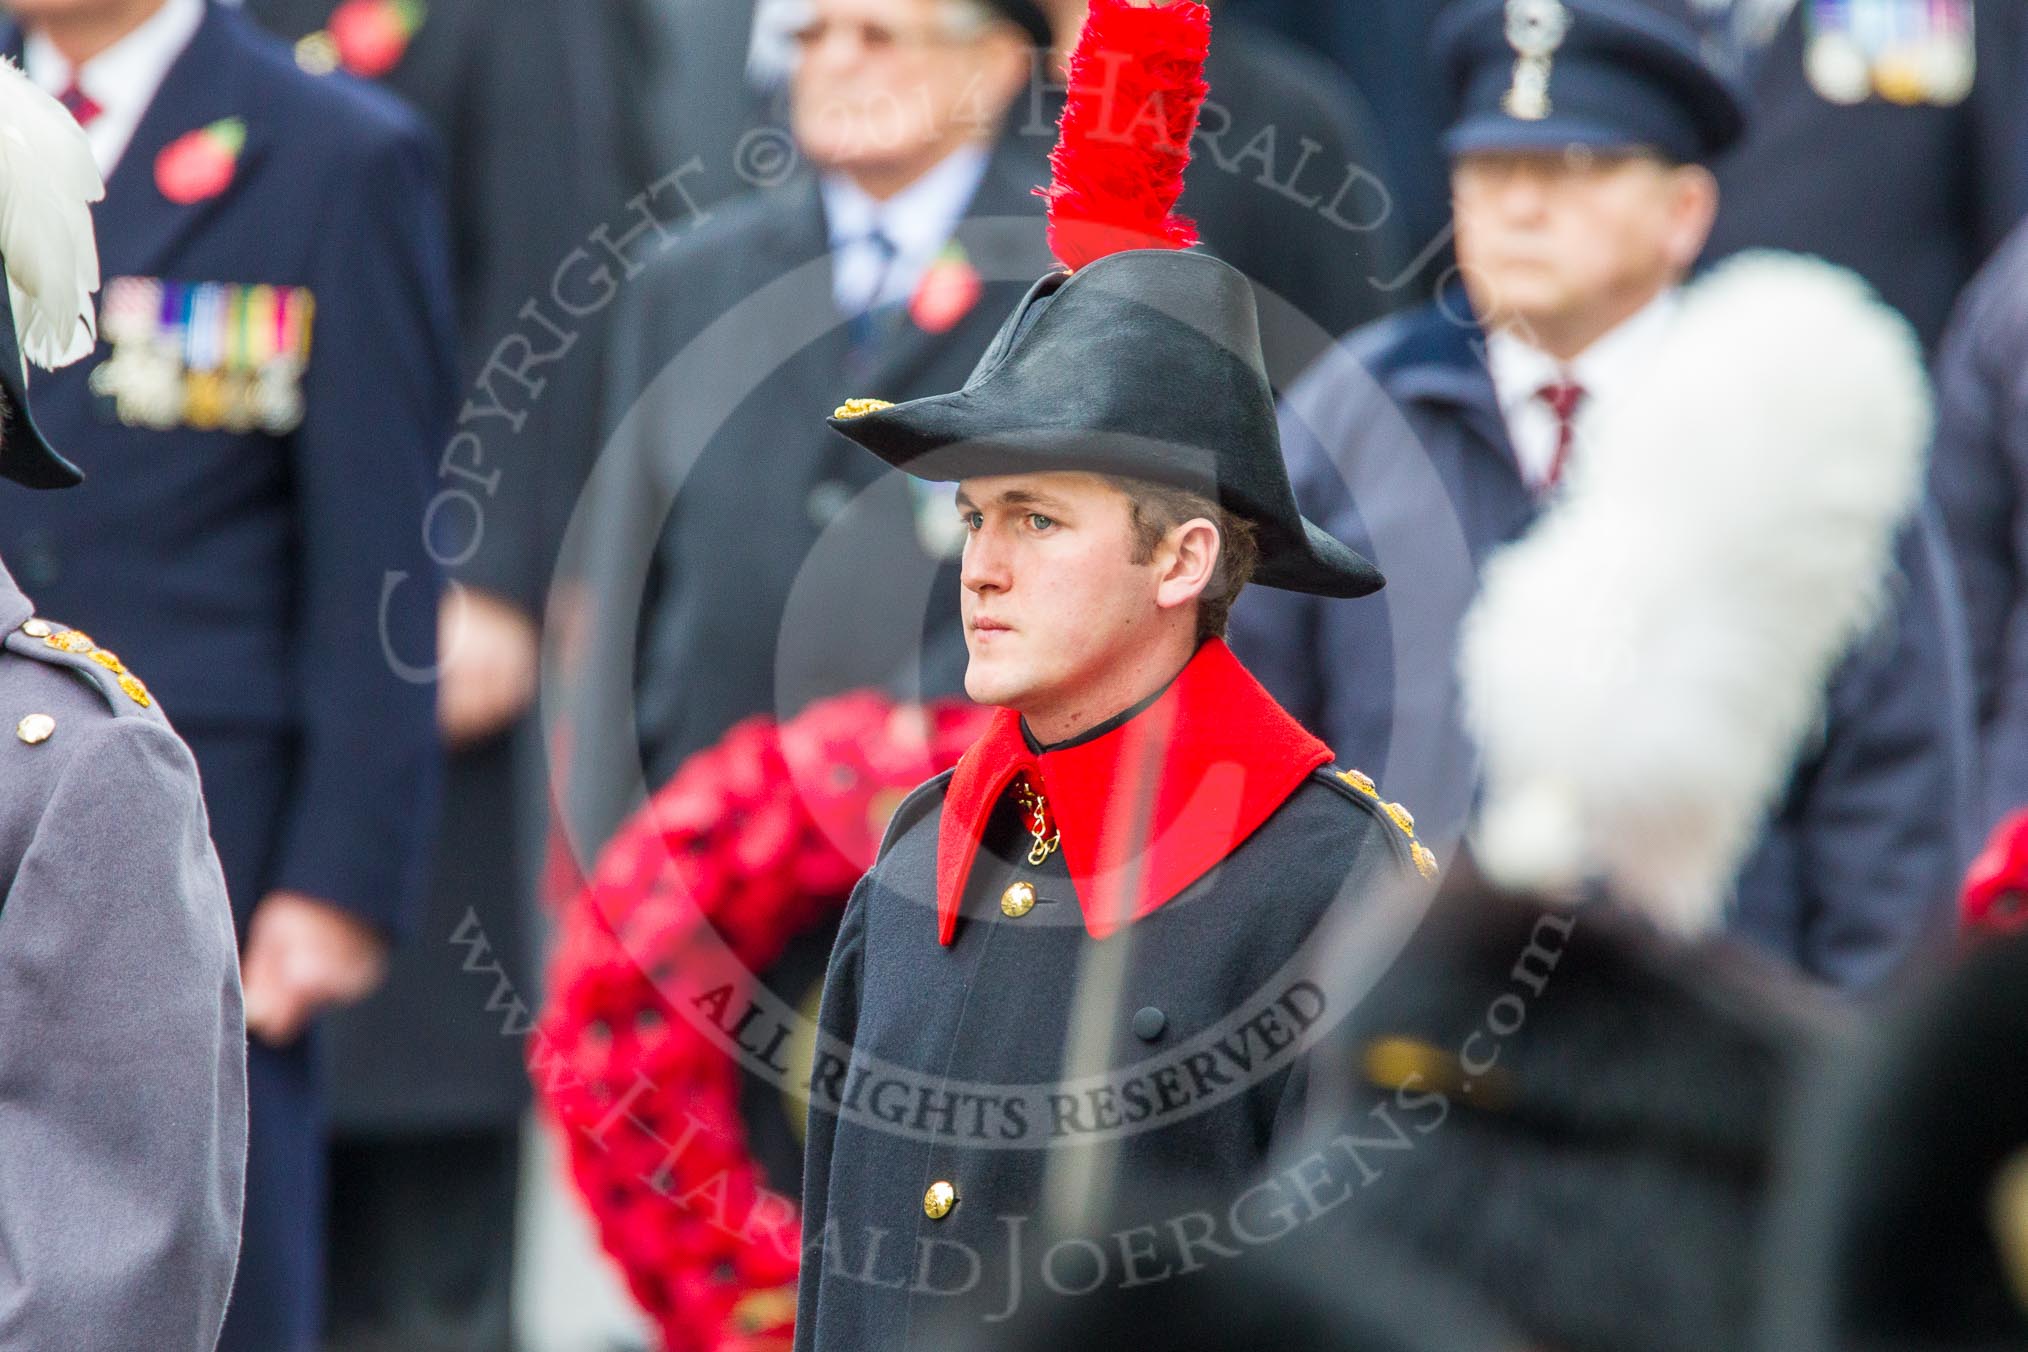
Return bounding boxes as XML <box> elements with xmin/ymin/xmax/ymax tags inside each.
<box><xmin>92</xmin><ymin>278</ymin><xmax>315</xmax><ymax>434</ymax></box>
<box><xmin>1806</xmin><ymin>0</ymin><xmax>1975</xmax><ymax>107</ymax></box>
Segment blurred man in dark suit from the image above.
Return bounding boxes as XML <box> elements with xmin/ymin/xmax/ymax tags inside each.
<box><xmin>234</xmin><ymin>2</ymin><xmax>655</xmax><ymax>1346</ymax></box>
<box><xmin>553</xmin><ymin>0</ymin><xmax>1055</xmax><ymax>1201</ymax></box>
<box><xmin>1683</xmin><ymin>0</ymin><xmax>2028</xmax><ymax>349</ymax></box>
<box><xmin>0</xmin><ymin>0</ymin><xmax>454</xmax><ymax>1346</ymax></box>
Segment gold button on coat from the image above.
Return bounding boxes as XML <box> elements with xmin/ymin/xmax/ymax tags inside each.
<box><xmin>1000</xmin><ymin>881</ymin><xmax>1037</xmax><ymax>918</ymax></box>
<box><xmin>923</xmin><ymin>1181</ymin><xmax>957</xmax><ymax>1220</ymax></box>
<box><xmin>16</xmin><ymin>714</ymin><xmax>54</xmax><ymax>745</ymax></box>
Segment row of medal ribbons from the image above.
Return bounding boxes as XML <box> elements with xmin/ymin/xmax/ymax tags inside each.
<box><xmin>1805</xmin><ymin>0</ymin><xmax>1974</xmax><ymax>106</ymax></box>
<box><xmin>90</xmin><ymin>276</ymin><xmax>315</xmax><ymax>435</ymax></box>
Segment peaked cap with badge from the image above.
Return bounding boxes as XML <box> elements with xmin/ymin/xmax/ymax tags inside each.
<box><xmin>1435</xmin><ymin>0</ymin><xmax>1749</xmax><ymax>163</ymax></box>
<box><xmin>795</xmin><ymin>6</ymin><xmax>1427</xmax><ymax>1350</ymax></box>
<box><xmin>0</xmin><ymin>57</ymin><xmax>246</xmax><ymax>1352</ymax></box>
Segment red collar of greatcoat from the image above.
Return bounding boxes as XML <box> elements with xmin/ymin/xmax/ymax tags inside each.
<box><xmin>934</xmin><ymin>639</ymin><xmax>1331</xmax><ymax>946</ymax></box>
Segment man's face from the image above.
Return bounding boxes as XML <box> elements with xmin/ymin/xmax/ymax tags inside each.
<box><xmin>790</xmin><ymin>0</ymin><xmax>1025</xmax><ymax>181</ymax></box>
<box><xmin>1452</xmin><ymin>147</ymin><xmax>1713</xmax><ymax>342</ymax></box>
<box><xmin>955</xmin><ymin>472</ymin><xmax>1166</xmax><ymax>716</ymax></box>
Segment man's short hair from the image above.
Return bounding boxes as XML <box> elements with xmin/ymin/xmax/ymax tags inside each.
<box><xmin>1112</xmin><ymin>476</ymin><xmax>1260</xmax><ymax>643</ymax></box>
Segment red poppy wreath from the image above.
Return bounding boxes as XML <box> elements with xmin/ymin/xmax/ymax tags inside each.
<box><xmin>533</xmin><ymin>691</ymin><xmax>989</xmax><ymax>1351</ymax></box>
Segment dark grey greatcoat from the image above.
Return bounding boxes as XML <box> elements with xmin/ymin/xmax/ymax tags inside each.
<box><xmin>0</xmin><ymin>555</ymin><xmax>245</xmax><ymax>1351</ymax></box>
<box><xmin>793</xmin><ymin>756</ymin><xmax>1419</xmax><ymax>1350</ymax></box>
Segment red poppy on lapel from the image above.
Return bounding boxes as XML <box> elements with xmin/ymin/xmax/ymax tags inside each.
<box><xmin>909</xmin><ymin>242</ymin><xmax>984</xmax><ymax>335</ymax></box>
<box><xmin>155</xmin><ymin>117</ymin><xmax>246</xmax><ymax>206</ymax></box>
<box><xmin>328</xmin><ymin>0</ymin><xmax>428</xmax><ymax>79</ymax></box>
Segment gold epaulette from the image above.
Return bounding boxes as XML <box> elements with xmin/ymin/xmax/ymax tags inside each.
<box><xmin>1336</xmin><ymin>768</ymin><xmax>1439</xmax><ymax>880</ymax></box>
<box><xmin>20</xmin><ymin>619</ymin><xmax>154</xmax><ymax>708</ymax></box>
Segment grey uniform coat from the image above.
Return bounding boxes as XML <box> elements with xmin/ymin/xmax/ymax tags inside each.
<box><xmin>0</xmin><ymin>555</ymin><xmax>246</xmax><ymax>1351</ymax></box>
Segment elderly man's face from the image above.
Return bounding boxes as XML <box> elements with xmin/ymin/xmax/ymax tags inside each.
<box><xmin>790</xmin><ymin>0</ymin><xmax>1029</xmax><ymax>188</ymax></box>
<box><xmin>1452</xmin><ymin>147</ymin><xmax>1717</xmax><ymax>354</ymax></box>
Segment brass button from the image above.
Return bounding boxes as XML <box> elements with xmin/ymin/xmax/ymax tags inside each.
<box><xmin>1339</xmin><ymin>768</ymin><xmax>1377</xmax><ymax>796</ymax></box>
<box><xmin>1412</xmin><ymin>842</ymin><xmax>1440</xmax><ymax>880</ymax></box>
<box><xmin>1000</xmin><ymin>881</ymin><xmax>1037</xmax><ymax>918</ymax></box>
<box><xmin>923</xmin><ymin>1180</ymin><xmax>957</xmax><ymax>1220</ymax></box>
<box><xmin>15</xmin><ymin>714</ymin><xmax>54</xmax><ymax>745</ymax></box>
<box><xmin>19</xmin><ymin>619</ymin><xmax>51</xmax><ymax>639</ymax></box>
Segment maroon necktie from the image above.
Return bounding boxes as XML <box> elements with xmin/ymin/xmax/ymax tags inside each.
<box><xmin>57</xmin><ymin>80</ymin><xmax>102</xmax><ymax>129</ymax></box>
<box><xmin>1535</xmin><ymin>379</ymin><xmax>1587</xmax><ymax>495</ymax></box>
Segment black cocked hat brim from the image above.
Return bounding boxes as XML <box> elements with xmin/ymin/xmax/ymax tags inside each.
<box><xmin>829</xmin><ymin>250</ymin><xmax>1383</xmax><ymax>600</ymax></box>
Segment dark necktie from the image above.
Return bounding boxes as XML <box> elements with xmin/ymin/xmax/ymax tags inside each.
<box><xmin>1535</xmin><ymin>379</ymin><xmax>1587</xmax><ymax>496</ymax></box>
<box><xmin>57</xmin><ymin>80</ymin><xmax>102</xmax><ymax>129</ymax></box>
<box><xmin>845</xmin><ymin>229</ymin><xmax>904</xmax><ymax>372</ymax></box>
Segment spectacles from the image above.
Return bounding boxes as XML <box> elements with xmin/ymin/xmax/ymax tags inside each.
<box><xmin>790</xmin><ymin>16</ymin><xmax>972</xmax><ymax>57</ymax></box>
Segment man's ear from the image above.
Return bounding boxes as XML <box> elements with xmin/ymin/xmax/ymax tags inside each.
<box><xmin>1665</xmin><ymin>163</ymin><xmax>1721</xmax><ymax>272</ymax></box>
<box><xmin>1154</xmin><ymin>518</ymin><xmax>1221</xmax><ymax>613</ymax></box>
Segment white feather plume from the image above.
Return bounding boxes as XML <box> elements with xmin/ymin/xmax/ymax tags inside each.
<box><xmin>0</xmin><ymin>56</ymin><xmax>104</xmax><ymax>371</ymax></box>
<box><xmin>1459</xmin><ymin>252</ymin><xmax>1930</xmax><ymax>934</ymax></box>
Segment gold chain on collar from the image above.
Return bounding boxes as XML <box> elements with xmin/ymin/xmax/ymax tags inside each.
<box><xmin>1012</xmin><ymin>779</ymin><xmax>1061</xmax><ymax>867</ymax></box>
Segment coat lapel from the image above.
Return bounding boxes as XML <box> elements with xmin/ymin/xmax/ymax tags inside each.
<box><xmin>93</xmin><ymin>5</ymin><xmax>269</xmax><ymax>281</ymax></box>
<box><xmin>1385</xmin><ymin>297</ymin><xmax>1540</xmax><ymax>551</ymax></box>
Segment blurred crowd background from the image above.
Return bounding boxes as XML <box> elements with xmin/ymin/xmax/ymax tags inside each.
<box><xmin>10</xmin><ymin>0</ymin><xmax>2028</xmax><ymax>1348</ymax></box>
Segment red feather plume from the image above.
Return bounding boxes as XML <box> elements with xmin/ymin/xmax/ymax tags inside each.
<box><xmin>1038</xmin><ymin>0</ymin><xmax>1212</xmax><ymax>271</ymax></box>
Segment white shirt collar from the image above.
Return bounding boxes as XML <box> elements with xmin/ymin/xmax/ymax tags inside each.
<box><xmin>24</xmin><ymin>0</ymin><xmax>207</xmax><ymax>180</ymax></box>
<box><xmin>1486</xmin><ymin>289</ymin><xmax>1681</xmax><ymax>492</ymax></box>
<box><xmin>820</xmin><ymin>143</ymin><xmax>991</xmax><ymax>314</ymax></box>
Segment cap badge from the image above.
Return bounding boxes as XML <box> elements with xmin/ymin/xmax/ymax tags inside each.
<box><xmin>1503</xmin><ymin>0</ymin><xmax>1573</xmax><ymax>121</ymax></box>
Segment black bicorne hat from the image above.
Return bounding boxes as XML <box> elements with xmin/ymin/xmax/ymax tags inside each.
<box><xmin>0</xmin><ymin>275</ymin><xmax>83</xmax><ymax>490</ymax></box>
<box><xmin>829</xmin><ymin>248</ymin><xmax>1384</xmax><ymax>599</ymax></box>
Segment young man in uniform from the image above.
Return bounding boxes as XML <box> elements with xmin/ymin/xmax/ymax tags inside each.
<box><xmin>794</xmin><ymin>3</ymin><xmax>1432</xmax><ymax>1345</ymax></box>
<box><xmin>0</xmin><ymin>62</ymin><xmax>245</xmax><ymax>1350</ymax></box>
